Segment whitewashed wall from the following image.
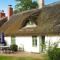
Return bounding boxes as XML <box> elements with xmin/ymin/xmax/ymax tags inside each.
<box><xmin>45</xmin><ymin>36</ymin><xmax>60</xmax><ymax>50</ymax></box>
<box><xmin>4</xmin><ymin>36</ymin><xmax>60</xmax><ymax>53</ymax></box>
<box><xmin>5</xmin><ymin>37</ymin><xmax>11</xmax><ymax>46</ymax></box>
<box><xmin>15</xmin><ymin>36</ymin><xmax>40</xmax><ymax>53</ymax></box>
<box><xmin>4</xmin><ymin>36</ymin><xmax>40</xmax><ymax>53</ymax></box>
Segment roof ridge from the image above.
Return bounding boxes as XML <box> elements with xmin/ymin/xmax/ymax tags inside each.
<box><xmin>0</xmin><ymin>17</ymin><xmax>7</xmax><ymax>20</ymax></box>
<box><xmin>46</xmin><ymin>1</ymin><xmax>60</xmax><ymax>7</ymax></box>
<box><xmin>12</xmin><ymin>8</ymin><xmax>40</xmax><ymax>17</ymax></box>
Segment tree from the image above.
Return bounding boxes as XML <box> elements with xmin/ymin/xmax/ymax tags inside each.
<box><xmin>14</xmin><ymin>0</ymin><xmax>38</xmax><ymax>14</ymax></box>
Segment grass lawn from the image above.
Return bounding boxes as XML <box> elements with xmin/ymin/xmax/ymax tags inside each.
<box><xmin>0</xmin><ymin>56</ymin><xmax>41</xmax><ymax>60</ymax></box>
<box><xmin>0</xmin><ymin>52</ymin><xmax>48</xmax><ymax>60</ymax></box>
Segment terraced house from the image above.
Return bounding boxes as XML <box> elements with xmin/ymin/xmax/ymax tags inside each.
<box><xmin>0</xmin><ymin>0</ymin><xmax>60</xmax><ymax>53</ymax></box>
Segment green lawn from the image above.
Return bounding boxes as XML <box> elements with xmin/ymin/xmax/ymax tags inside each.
<box><xmin>0</xmin><ymin>56</ymin><xmax>41</xmax><ymax>60</ymax></box>
<box><xmin>0</xmin><ymin>53</ymin><xmax>48</xmax><ymax>60</ymax></box>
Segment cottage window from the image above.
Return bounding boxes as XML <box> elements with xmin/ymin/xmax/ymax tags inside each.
<box><xmin>42</xmin><ymin>36</ymin><xmax>45</xmax><ymax>44</ymax></box>
<box><xmin>11</xmin><ymin>36</ymin><xmax>15</xmax><ymax>44</ymax></box>
<box><xmin>25</xmin><ymin>20</ymin><xmax>36</xmax><ymax>27</ymax></box>
<box><xmin>27</xmin><ymin>20</ymin><xmax>33</xmax><ymax>25</ymax></box>
<box><xmin>32</xmin><ymin>36</ymin><xmax>37</xmax><ymax>47</ymax></box>
<box><xmin>41</xmin><ymin>36</ymin><xmax>45</xmax><ymax>52</ymax></box>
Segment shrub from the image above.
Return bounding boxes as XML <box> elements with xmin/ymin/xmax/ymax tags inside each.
<box><xmin>10</xmin><ymin>44</ymin><xmax>18</xmax><ymax>52</ymax></box>
<box><xmin>47</xmin><ymin>43</ymin><xmax>60</xmax><ymax>60</ymax></box>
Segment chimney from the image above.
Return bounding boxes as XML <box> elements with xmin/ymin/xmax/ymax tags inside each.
<box><xmin>8</xmin><ymin>5</ymin><xmax>13</xmax><ymax>19</ymax></box>
<box><xmin>0</xmin><ymin>10</ymin><xmax>5</xmax><ymax>18</ymax></box>
<box><xmin>37</xmin><ymin>0</ymin><xmax>44</xmax><ymax>9</ymax></box>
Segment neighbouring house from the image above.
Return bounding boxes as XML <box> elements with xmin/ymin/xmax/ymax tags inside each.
<box><xmin>0</xmin><ymin>0</ymin><xmax>60</xmax><ymax>53</ymax></box>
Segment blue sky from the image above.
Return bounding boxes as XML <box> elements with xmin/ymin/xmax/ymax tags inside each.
<box><xmin>0</xmin><ymin>0</ymin><xmax>59</xmax><ymax>15</ymax></box>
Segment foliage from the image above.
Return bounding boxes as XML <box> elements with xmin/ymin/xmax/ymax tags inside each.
<box><xmin>41</xmin><ymin>44</ymin><xmax>46</xmax><ymax>52</ymax></box>
<box><xmin>47</xmin><ymin>43</ymin><xmax>60</xmax><ymax>60</ymax></box>
<box><xmin>10</xmin><ymin>44</ymin><xmax>18</xmax><ymax>52</ymax></box>
<box><xmin>40</xmin><ymin>36</ymin><xmax>46</xmax><ymax>52</ymax></box>
<box><xmin>14</xmin><ymin>0</ymin><xmax>38</xmax><ymax>14</ymax></box>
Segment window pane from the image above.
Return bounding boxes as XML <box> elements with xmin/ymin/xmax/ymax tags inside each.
<box><xmin>32</xmin><ymin>36</ymin><xmax>37</xmax><ymax>47</ymax></box>
<box><xmin>42</xmin><ymin>36</ymin><xmax>45</xmax><ymax>44</ymax></box>
<box><xmin>41</xmin><ymin>36</ymin><xmax>45</xmax><ymax>52</ymax></box>
<box><xmin>27</xmin><ymin>20</ymin><xmax>33</xmax><ymax>25</ymax></box>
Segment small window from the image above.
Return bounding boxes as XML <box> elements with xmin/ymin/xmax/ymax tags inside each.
<box><xmin>11</xmin><ymin>36</ymin><xmax>15</xmax><ymax>45</ymax></box>
<box><xmin>41</xmin><ymin>36</ymin><xmax>45</xmax><ymax>52</ymax></box>
<box><xmin>27</xmin><ymin>20</ymin><xmax>34</xmax><ymax>25</ymax></box>
<box><xmin>25</xmin><ymin>20</ymin><xmax>36</xmax><ymax>28</ymax></box>
<box><xmin>32</xmin><ymin>36</ymin><xmax>37</xmax><ymax>47</ymax></box>
<box><xmin>42</xmin><ymin>36</ymin><xmax>45</xmax><ymax>44</ymax></box>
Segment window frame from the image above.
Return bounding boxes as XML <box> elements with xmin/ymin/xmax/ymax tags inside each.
<box><xmin>32</xmin><ymin>36</ymin><xmax>37</xmax><ymax>47</ymax></box>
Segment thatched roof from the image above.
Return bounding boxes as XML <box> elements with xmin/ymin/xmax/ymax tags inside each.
<box><xmin>37</xmin><ymin>3</ymin><xmax>60</xmax><ymax>35</ymax></box>
<box><xmin>0</xmin><ymin>17</ymin><xmax>7</xmax><ymax>27</ymax></box>
<box><xmin>0</xmin><ymin>1</ymin><xmax>60</xmax><ymax>36</ymax></box>
<box><xmin>0</xmin><ymin>9</ymin><xmax>40</xmax><ymax>36</ymax></box>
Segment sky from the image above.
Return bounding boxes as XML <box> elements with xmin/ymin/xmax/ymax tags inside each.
<box><xmin>0</xmin><ymin>0</ymin><xmax>59</xmax><ymax>16</ymax></box>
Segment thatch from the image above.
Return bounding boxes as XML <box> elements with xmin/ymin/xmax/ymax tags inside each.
<box><xmin>0</xmin><ymin>17</ymin><xmax>7</xmax><ymax>27</ymax></box>
<box><xmin>0</xmin><ymin>9</ymin><xmax>40</xmax><ymax>36</ymax></box>
<box><xmin>16</xmin><ymin>3</ymin><xmax>60</xmax><ymax>36</ymax></box>
<box><xmin>37</xmin><ymin>4</ymin><xmax>60</xmax><ymax>35</ymax></box>
<box><xmin>0</xmin><ymin>2</ymin><xmax>60</xmax><ymax>36</ymax></box>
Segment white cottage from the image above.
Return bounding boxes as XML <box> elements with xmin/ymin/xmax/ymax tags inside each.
<box><xmin>0</xmin><ymin>0</ymin><xmax>60</xmax><ymax>53</ymax></box>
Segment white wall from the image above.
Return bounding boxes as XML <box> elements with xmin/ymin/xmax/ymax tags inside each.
<box><xmin>4</xmin><ymin>36</ymin><xmax>40</xmax><ymax>53</ymax></box>
<box><xmin>45</xmin><ymin>36</ymin><xmax>60</xmax><ymax>50</ymax></box>
<box><xmin>5</xmin><ymin>37</ymin><xmax>11</xmax><ymax>46</ymax></box>
<box><xmin>15</xmin><ymin>36</ymin><xmax>40</xmax><ymax>53</ymax></box>
<box><xmin>4</xmin><ymin>36</ymin><xmax>60</xmax><ymax>53</ymax></box>
<box><xmin>15</xmin><ymin>36</ymin><xmax>32</xmax><ymax>52</ymax></box>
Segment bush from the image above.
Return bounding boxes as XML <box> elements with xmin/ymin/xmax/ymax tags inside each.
<box><xmin>10</xmin><ymin>44</ymin><xmax>18</xmax><ymax>52</ymax></box>
<box><xmin>47</xmin><ymin>43</ymin><xmax>60</xmax><ymax>60</ymax></box>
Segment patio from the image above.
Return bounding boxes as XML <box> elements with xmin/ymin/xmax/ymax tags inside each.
<box><xmin>0</xmin><ymin>46</ymin><xmax>14</xmax><ymax>54</ymax></box>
